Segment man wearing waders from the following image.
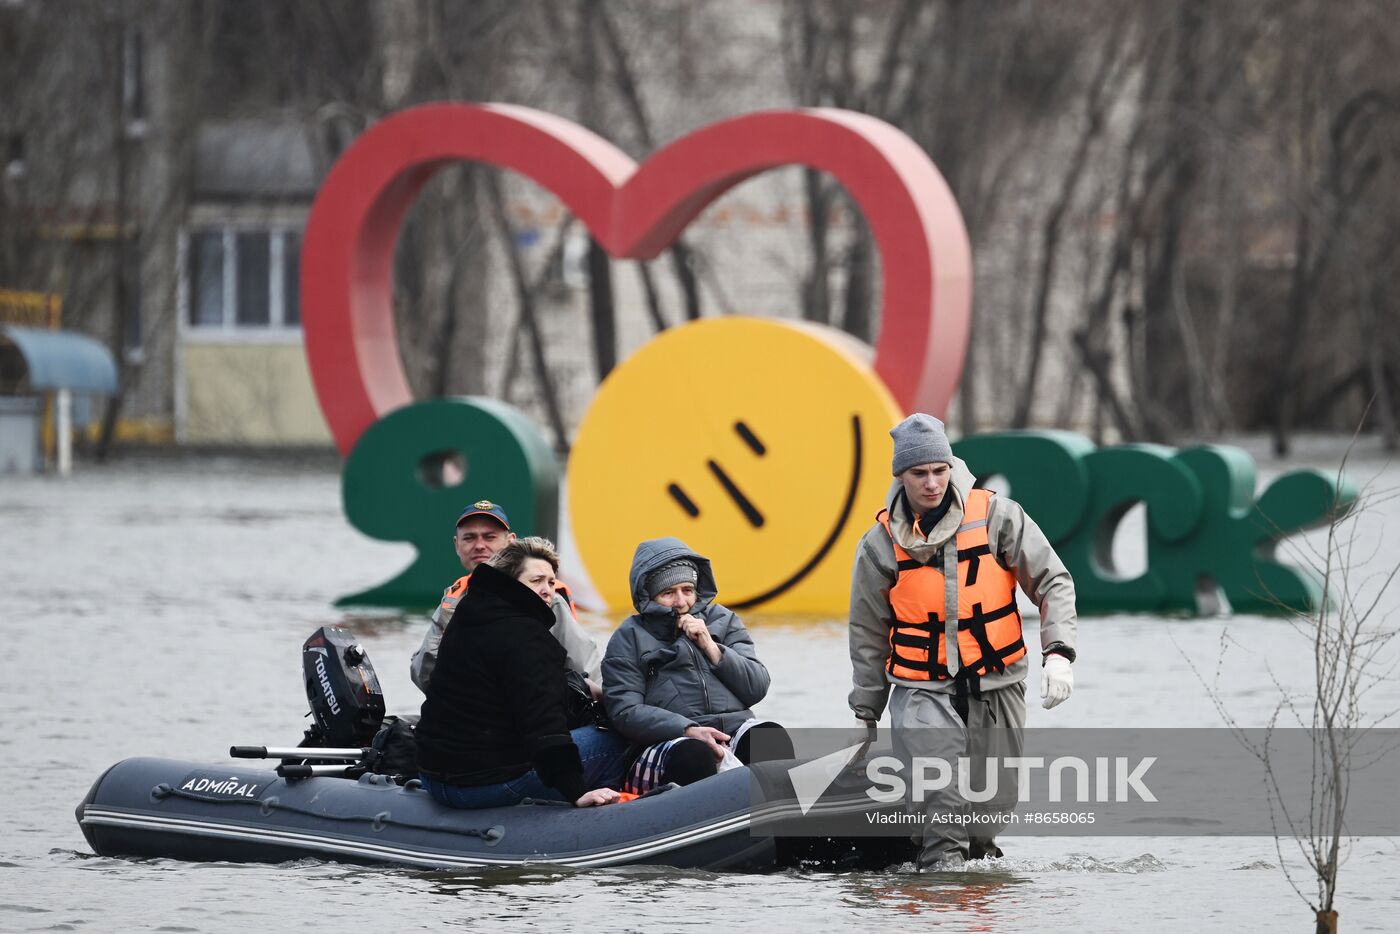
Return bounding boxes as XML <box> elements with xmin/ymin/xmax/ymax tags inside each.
<box><xmin>848</xmin><ymin>414</ymin><xmax>1077</xmax><ymax>870</ymax></box>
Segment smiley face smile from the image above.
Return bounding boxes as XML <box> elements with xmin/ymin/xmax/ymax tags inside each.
<box><xmin>723</xmin><ymin>414</ymin><xmax>863</xmax><ymax>609</ymax></box>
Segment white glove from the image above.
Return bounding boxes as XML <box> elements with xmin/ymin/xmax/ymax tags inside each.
<box><xmin>1040</xmin><ymin>654</ymin><xmax>1073</xmax><ymax>709</ymax></box>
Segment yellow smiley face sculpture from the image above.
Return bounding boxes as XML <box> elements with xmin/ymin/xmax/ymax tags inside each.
<box><xmin>568</xmin><ymin>318</ymin><xmax>902</xmax><ymax>614</ymax></box>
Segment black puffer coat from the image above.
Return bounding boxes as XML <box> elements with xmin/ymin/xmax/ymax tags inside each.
<box><xmin>414</xmin><ymin>563</ymin><xmax>583</xmax><ymax>801</ymax></box>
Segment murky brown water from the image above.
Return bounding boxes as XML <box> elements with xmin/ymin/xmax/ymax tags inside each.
<box><xmin>3</xmin><ymin>442</ymin><xmax>1398</xmax><ymax>932</ymax></box>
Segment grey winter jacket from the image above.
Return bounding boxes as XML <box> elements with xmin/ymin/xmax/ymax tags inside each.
<box><xmin>602</xmin><ymin>538</ymin><xmax>772</xmax><ymax>746</ymax></box>
<box><xmin>848</xmin><ymin>457</ymin><xmax>1078</xmax><ymax>721</ymax></box>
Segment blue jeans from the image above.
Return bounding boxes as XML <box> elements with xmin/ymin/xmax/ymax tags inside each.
<box><xmin>421</xmin><ymin>726</ymin><xmax>628</xmax><ymax>809</ymax></box>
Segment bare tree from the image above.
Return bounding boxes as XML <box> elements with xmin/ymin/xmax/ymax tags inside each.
<box><xmin>1010</xmin><ymin>15</ymin><xmax>1130</xmax><ymax>428</ymax></box>
<box><xmin>14</xmin><ymin>0</ymin><xmax>1400</xmax><ymax>454</ymax></box>
<box><xmin>592</xmin><ymin>0</ymin><xmax>702</xmax><ymax>328</ymax></box>
<box><xmin>1190</xmin><ymin>438</ymin><xmax>1398</xmax><ymax>933</ymax></box>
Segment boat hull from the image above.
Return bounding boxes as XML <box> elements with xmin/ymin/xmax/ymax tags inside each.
<box><xmin>77</xmin><ymin>757</ymin><xmax>775</xmax><ymax>871</ymax></box>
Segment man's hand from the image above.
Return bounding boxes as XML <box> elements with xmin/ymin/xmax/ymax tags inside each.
<box><xmin>575</xmin><ymin>787</ymin><xmax>621</xmax><ymax>807</ymax></box>
<box><xmin>1041</xmin><ymin>654</ymin><xmax>1074</xmax><ymax>709</ymax></box>
<box><xmin>678</xmin><ymin>614</ymin><xmax>722</xmax><ymax>665</ymax></box>
<box><xmin>585</xmin><ymin>677</ymin><xmax>603</xmax><ymax>702</ymax></box>
<box><xmin>684</xmin><ymin>724</ymin><xmax>731</xmax><ymax>760</ymax></box>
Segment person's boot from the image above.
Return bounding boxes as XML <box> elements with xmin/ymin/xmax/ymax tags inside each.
<box><xmin>735</xmin><ymin>723</ymin><xmax>795</xmax><ymax>763</ymax></box>
<box><xmin>916</xmin><ymin>844</ymin><xmax>968</xmax><ymax>872</ymax></box>
<box><xmin>967</xmin><ymin>839</ymin><xmax>1004</xmax><ymax>860</ymax></box>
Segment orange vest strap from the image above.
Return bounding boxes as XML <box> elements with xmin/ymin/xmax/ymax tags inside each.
<box><xmin>555</xmin><ymin>579</ymin><xmax>578</xmax><ymax>619</ymax></box>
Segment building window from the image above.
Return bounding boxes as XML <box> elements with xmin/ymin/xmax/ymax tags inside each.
<box><xmin>283</xmin><ymin>233</ymin><xmax>301</xmax><ymax>327</ymax></box>
<box><xmin>185</xmin><ymin>227</ymin><xmax>302</xmax><ymax>331</ymax></box>
<box><xmin>190</xmin><ymin>231</ymin><xmax>225</xmax><ymax>327</ymax></box>
<box><xmin>235</xmin><ymin>232</ymin><xmax>271</xmax><ymax>326</ymax></box>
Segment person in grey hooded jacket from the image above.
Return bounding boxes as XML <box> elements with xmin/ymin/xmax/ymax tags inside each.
<box><xmin>603</xmin><ymin>538</ymin><xmax>779</xmax><ymax>792</ymax></box>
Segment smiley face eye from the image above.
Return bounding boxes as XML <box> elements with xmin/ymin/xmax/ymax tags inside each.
<box><xmin>734</xmin><ymin>421</ymin><xmax>766</xmax><ymax>456</ymax></box>
<box><xmin>666</xmin><ymin>425</ymin><xmax>771</xmax><ymax>526</ymax></box>
<box><xmin>668</xmin><ymin>483</ymin><xmax>700</xmax><ymax>517</ymax></box>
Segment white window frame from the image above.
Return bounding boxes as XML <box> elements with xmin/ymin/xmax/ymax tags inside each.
<box><xmin>178</xmin><ymin>224</ymin><xmax>303</xmax><ymax>341</ymax></box>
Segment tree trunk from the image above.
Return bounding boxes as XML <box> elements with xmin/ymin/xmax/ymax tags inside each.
<box><xmin>802</xmin><ymin>167</ymin><xmax>831</xmax><ymax>323</ymax></box>
<box><xmin>594</xmin><ymin>0</ymin><xmax>700</xmax><ymax>323</ymax></box>
<box><xmin>502</xmin><ymin>218</ymin><xmax>575</xmax><ymax>401</ymax></box>
<box><xmin>577</xmin><ymin>0</ymin><xmax>616</xmax><ymax>382</ymax></box>
<box><xmin>637</xmin><ymin>261</ymin><xmax>670</xmax><ymax>334</ymax></box>
<box><xmin>1271</xmin><ymin>209</ymin><xmax>1312</xmax><ymax>458</ymax></box>
<box><xmin>1011</xmin><ymin>30</ymin><xmax>1122</xmax><ymax>428</ymax></box>
<box><xmin>1073</xmin><ymin>329</ymin><xmax>1140</xmax><ymax>442</ymax></box>
<box><xmin>669</xmin><ymin>241</ymin><xmax>702</xmax><ymax>321</ymax></box>
<box><xmin>486</xmin><ymin>176</ymin><xmax>570</xmax><ymax>453</ymax></box>
<box><xmin>587</xmin><ymin>238</ymin><xmax>616</xmax><ymax>381</ymax></box>
<box><xmin>1361</xmin><ymin>285</ymin><xmax>1397</xmax><ymax>450</ymax></box>
<box><xmin>97</xmin><ymin>23</ymin><xmax>133</xmax><ymax>463</ymax></box>
<box><xmin>840</xmin><ymin>209</ymin><xmax>873</xmax><ymax>343</ymax></box>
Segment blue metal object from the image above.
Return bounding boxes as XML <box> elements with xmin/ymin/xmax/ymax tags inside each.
<box><xmin>0</xmin><ymin>325</ymin><xmax>117</xmax><ymax>394</ymax></box>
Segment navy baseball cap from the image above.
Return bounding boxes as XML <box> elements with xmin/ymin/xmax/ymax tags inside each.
<box><xmin>456</xmin><ymin>500</ymin><xmax>511</xmax><ymax>530</ymax></box>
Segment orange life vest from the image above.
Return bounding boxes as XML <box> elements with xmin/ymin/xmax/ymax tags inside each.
<box><xmin>879</xmin><ymin>488</ymin><xmax>1026</xmax><ymax>681</ymax></box>
<box><xmin>439</xmin><ymin>573</ymin><xmax>576</xmax><ymax>622</ymax></box>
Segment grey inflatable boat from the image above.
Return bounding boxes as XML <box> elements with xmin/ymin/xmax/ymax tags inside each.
<box><xmin>76</xmin><ymin>754</ymin><xmax>913</xmax><ymax>872</ymax></box>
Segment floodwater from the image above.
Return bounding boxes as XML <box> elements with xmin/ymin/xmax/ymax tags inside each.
<box><xmin>3</xmin><ymin>438</ymin><xmax>1399</xmax><ymax>933</ymax></box>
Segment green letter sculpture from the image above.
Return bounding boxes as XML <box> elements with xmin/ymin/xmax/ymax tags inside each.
<box><xmin>1058</xmin><ymin>444</ymin><xmax>1205</xmax><ymax>613</ymax></box>
<box><xmin>1152</xmin><ymin>446</ymin><xmax>1357</xmax><ymax>614</ymax></box>
<box><xmin>338</xmin><ymin>397</ymin><xmax>559</xmax><ymax>608</ymax></box>
<box><xmin>953</xmin><ymin>431</ymin><xmax>1095</xmax><ymax>543</ymax></box>
<box><xmin>953</xmin><ymin>432</ymin><xmax>1354</xmax><ymax>615</ymax></box>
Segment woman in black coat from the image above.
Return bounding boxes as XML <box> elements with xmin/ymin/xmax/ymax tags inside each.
<box><xmin>415</xmin><ymin>537</ymin><xmax>626</xmax><ymax>808</ymax></box>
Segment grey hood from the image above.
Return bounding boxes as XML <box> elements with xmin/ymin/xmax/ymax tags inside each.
<box><xmin>627</xmin><ymin>537</ymin><xmax>719</xmax><ymax>618</ymax></box>
<box><xmin>604</xmin><ymin>538</ymin><xmax>771</xmax><ymax>745</ymax></box>
<box><xmin>884</xmin><ymin>456</ymin><xmax>978</xmax><ymax>561</ymax></box>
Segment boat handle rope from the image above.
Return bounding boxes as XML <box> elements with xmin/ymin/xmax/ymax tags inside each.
<box><xmin>148</xmin><ymin>783</ymin><xmax>505</xmax><ymax>844</ymax></box>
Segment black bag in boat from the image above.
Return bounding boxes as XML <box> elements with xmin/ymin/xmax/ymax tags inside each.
<box><xmin>367</xmin><ymin>715</ymin><xmax>418</xmax><ymax>779</ymax></box>
<box><xmin>565</xmin><ymin>669</ymin><xmax>610</xmax><ymax>730</ymax></box>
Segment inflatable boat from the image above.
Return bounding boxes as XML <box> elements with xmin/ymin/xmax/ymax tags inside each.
<box><xmin>75</xmin><ymin>627</ymin><xmax>913</xmax><ymax>871</ymax></box>
<box><xmin>76</xmin><ymin>754</ymin><xmax>912</xmax><ymax>871</ymax></box>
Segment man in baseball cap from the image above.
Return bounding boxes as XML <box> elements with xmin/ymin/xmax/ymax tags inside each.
<box><xmin>450</xmin><ymin>500</ymin><xmax>515</xmax><ymax>574</ymax></box>
<box><xmin>410</xmin><ymin>499</ymin><xmax>601</xmax><ymax>692</ymax></box>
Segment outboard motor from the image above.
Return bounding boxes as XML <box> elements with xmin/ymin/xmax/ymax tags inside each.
<box><xmin>301</xmin><ymin>627</ymin><xmax>385</xmax><ymax>748</ymax></box>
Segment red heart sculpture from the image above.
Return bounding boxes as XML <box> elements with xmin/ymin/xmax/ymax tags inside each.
<box><xmin>301</xmin><ymin>103</ymin><xmax>971</xmax><ymax>454</ymax></box>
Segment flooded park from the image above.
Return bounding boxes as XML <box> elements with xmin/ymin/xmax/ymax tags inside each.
<box><xmin>3</xmin><ymin>435</ymin><xmax>1398</xmax><ymax>932</ymax></box>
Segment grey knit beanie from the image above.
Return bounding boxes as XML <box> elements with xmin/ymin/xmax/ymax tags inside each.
<box><xmin>645</xmin><ymin>559</ymin><xmax>699</xmax><ymax>599</ymax></box>
<box><xmin>890</xmin><ymin>414</ymin><xmax>954</xmax><ymax>475</ymax></box>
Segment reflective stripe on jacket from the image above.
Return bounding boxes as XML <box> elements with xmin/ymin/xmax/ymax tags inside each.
<box><xmin>878</xmin><ymin>489</ymin><xmax>1027</xmax><ymax>681</ymax></box>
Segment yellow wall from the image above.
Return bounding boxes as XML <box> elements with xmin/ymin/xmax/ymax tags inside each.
<box><xmin>183</xmin><ymin>342</ymin><xmax>332</xmax><ymax>445</ymax></box>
